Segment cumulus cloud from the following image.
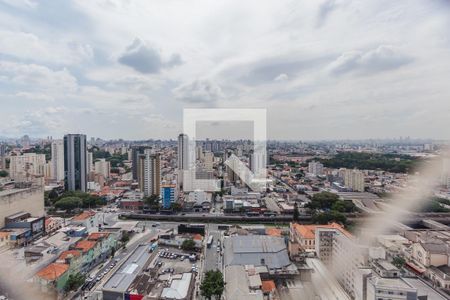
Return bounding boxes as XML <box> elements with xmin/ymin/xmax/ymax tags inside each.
<box><xmin>0</xmin><ymin>30</ymin><xmax>93</xmax><ymax>65</ymax></box>
<box><xmin>274</xmin><ymin>73</ymin><xmax>289</xmax><ymax>82</ymax></box>
<box><xmin>3</xmin><ymin>107</ymin><xmax>66</xmax><ymax>136</ymax></box>
<box><xmin>0</xmin><ymin>60</ymin><xmax>78</xmax><ymax>92</ymax></box>
<box><xmin>172</xmin><ymin>79</ymin><xmax>224</xmax><ymax>104</ymax></box>
<box><xmin>316</xmin><ymin>0</ymin><xmax>339</xmax><ymax>27</ymax></box>
<box><xmin>328</xmin><ymin>45</ymin><xmax>413</xmax><ymax>76</ymax></box>
<box><xmin>118</xmin><ymin>38</ymin><xmax>183</xmax><ymax>73</ymax></box>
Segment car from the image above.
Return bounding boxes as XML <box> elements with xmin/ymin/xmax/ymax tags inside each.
<box><xmin>180</xmin><ymin>256</ymin><xmax>185</xmax><ymax>261</ymax></box>
<box><xmin>217</xmin><ymin>247</ymin><xmax>220</xmax><ymax>252</ymax></box>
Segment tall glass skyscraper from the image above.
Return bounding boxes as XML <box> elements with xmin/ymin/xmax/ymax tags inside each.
<box><xmin>64</xmin><ymin>134</ymin><xmax>87</xmax><ymax>192</ymax></box>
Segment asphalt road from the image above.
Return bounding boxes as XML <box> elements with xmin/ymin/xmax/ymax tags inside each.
<box><xmin>204</xmin><ymin>224</ymin><xmax>222</xmax><ymax>273</ymax></box>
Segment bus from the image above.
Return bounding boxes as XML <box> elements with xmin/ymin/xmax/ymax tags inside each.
<box><xmin>207</xmin><ymin>235</ymin><xmax>214</xmax><ymax>248</ymax></box>
<box><xmin>148</xmin><ymin>242</ymin><xmax>158</xmax><ymax>253</ymax></box>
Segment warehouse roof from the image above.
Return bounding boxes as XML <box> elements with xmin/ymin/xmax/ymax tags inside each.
<box><xmin>224</xmin><ymin>236</ymin><xmax>291</xmax><ymax>269</ymax></box>
<box><xmin>103</xmin><ymin>244</ymin><xmax>152</xmax><ymax>293</ymax></box>
<box><xmin>160</xmin><ymin>273</ymin><xmax>192</xmax><ymax>299</ymax></box>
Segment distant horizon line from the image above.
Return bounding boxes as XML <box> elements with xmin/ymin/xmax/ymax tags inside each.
<box><xmin>0</xmin><ymin>135</ymin><xmax>448</xmax><ymax>144</ymax></box>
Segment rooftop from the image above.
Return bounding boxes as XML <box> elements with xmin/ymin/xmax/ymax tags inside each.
<box><xmin>160</xmin><ymin>272</ymin><xmax>192</xmax><ymax>300</ymax></box>
<box><xmin>36</xmin><ymin>263</ymin><xmax>69</xmax><ymax>281</ymax></box>
<box><xmin>224</xmin><ymin>235</ymin><xmax>292</xmax><ymax>270</ymax></box>
<box><xmin>58</xmin><ymin>250</ymin><xmax>81</xmax><ymax>261</ymax></box>
<box><xmin>225</xmin><ymin>265</ymin><xmax>264</xmax><ymax>300</ymax></box>
<box><xmin>265</xmin><ymin>228</ymin><xmax>282</xmax><ymax>237</ymax></box>
<box><xmin>292</xmin><ymin>222</ymin><xmax>352</xmax><ymax>239</ymax></box>
<box><xmin>103</xmin><ymin>244</ymin><xmax>152</xmax><ymax>293</ymax></box>
<box><xmin>88</xmin><ymin>232</ymin><xmax>110</xmax><ymax>241</ymax></box>
<box><xmin>402</xmin><ymin>278</ymin><xmax>448</xmax><ymax>300</ymax></box>
<box><xmin>72</xmin><ymin>211</ymin><xmax>96</xmax><ymax>221</ymax></box>
<box><xmin>74</xmin><ymin>240</ymin><xmax>97</xmax><ymax>253</ymax></box>
<box><xmin>261</xmin><ymin>280</ymin><xmax>276</xmax><ymax>293</ymax></box>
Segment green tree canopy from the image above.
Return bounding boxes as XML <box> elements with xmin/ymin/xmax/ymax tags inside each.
<box><xmin>181</xmin><ymin>239</ymin><xmax>196</xmax><ymax>251</ymax></box>
<box><xmin>331</xmin><ymin>200</ymin><xmax>356</xmax><ymax>213</ymax></box>
<box><xmin>200</xmin><ymin>270</ymin><xmax>225</xmax><ymax>300</ymax></box>
<box><xmin>312</xmin><ymin>211</ymin><xmax>347</xmax><ymax>225</ymax></box>
<box><xmin>307</xmin><ymin>192</ymin><xmax>340</xmax><ymax>210</ymax></box>
<box><xmin>65</xmin><ymin>272</ymin><xmax>85</xmax><ymax>292</ymax></box>
<box><xmin>392</xmin><ymin>256</ymin><xmax>406</xmax><ymax>269</ymax></box>
<box><xmin>54</xmin><ymin>197</ymin><xmax>82</xmax><ymax>211</ymax></box>
<box><xmin>0</xmin><ymin>170</ymin><xmax>8</xmax><ymax>177</ymax></box>
<box><xmin>144</xmin><ymin>194</ymin><xmax>160</xmax><ymax>210</ymax></box>
<box><xmin>54</xmin><ymin>191</ymin><xmax>105</xmax><ymax>208</ymax></box>
<box><xmin>318</xmin><ymin>152</ymin><xmax>417</xmax><ymax>173</ymax></box>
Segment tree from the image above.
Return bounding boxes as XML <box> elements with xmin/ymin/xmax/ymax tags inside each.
<box><xmin>200</xmin><ymin>270</ymin><xmax>225</xmax><ymax>300</ymax></box>
<box><xmin>48</xmin><ymin>189</ymin><xmax>59</xmax><ymax>201</ymax></box>
<box><xmin>392</xmin><ymin>256</ymin><xmax>406</xmax><ymax>269</ymax></box>
<box><xmin>312</xmin><ymin>211</ymin><xmax>347</xmax><ymax>225</ymax></box>
<box><xmin>144</xmin><ymin>194</ymin><xmax>160</xmax><ymax>210</ymax></box>
<box><xmin>120</xmin><ymin>231</ymin><xmax>130</xmax><ymax>245</ymax></box>
<box><xmin>293</xmin><ymin>202</ymin><xmax>300</xmax><ymax>222</ymax></box>
<box><xmin>331</xmin><ymin>200</ymin><xmax>356</xmax><ymax>213</ymax></box>
<box><xmin>307</xmin><ymin>192</ymin><xmax>340</xmax><ymax>210</ymax></box>
<box><xmin>54</xmin><ymin>197</ymin><xmax>82</xmax><ymax>211</ymax></box>
<box><xmin>181</xmin><ymin>239</ymin><xmax>196</xmax><ymax>251</ymax></box>
<box><xmin>0</xmin><ymin>170</ymin><xmax>8</xmax><ymax>177</ymax></box>
<box><xmin>170</xmin><ymin>202</ymin><xmax>183</xmax><ymax>212</ymax></box>
<box><xmin>65</xmin><ymin>272</ymin><xmax>85</xmax><ymax>291</ymax></box>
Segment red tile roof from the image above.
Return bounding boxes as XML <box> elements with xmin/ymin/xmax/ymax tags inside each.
<box><xmin>58</xmin><ymin>250</ymin><xmax>81</xmax><ymax>260</ymax></box>
<box><xmin>36</xmin><ymin>263</ymin><xmax>69</xmax><ymax>281</ymax></box>
<box><xmin>192</xmin><ymin>234</ymin><xmax>203</xmax><ymax>241</ymax></box>
<box><xmin>261</xmin><ymin>280</ymin><xmax>276</xmax><ymax>293</ymax></box>
<box><xmin>72</xmin><ymin>211</ymin><xmax>96</xmax><ymax>221</ymax></box>
<box><xmin>292</xmin><ymin>222</ymin><xmax>352</xmax><ymax>239</ymax></box>
<box><xmin>74</xmin><ymin>240</ymin><xmax>97</xmax><ymax>253</ymax></box>
<box><xmin>87</xmin><ymin>232</ymin><xmax>110</xmax><ymax>241</ymax></box>
<box><xmin>266</xmin><ymin>228</ymin><xmax>282</xmax><ymax>237</ymax></box>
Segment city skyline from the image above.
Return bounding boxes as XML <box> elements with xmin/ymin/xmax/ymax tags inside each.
<box><xmin>0</xmin><ymin>1</ymin><xmax>449</xmax><ymax>140</ymax></box>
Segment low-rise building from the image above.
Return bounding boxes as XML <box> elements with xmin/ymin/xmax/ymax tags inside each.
<box><xmin>70</xmin><ymin>211</ymin><xmax>98</xmax><ymax>232</ymax></box>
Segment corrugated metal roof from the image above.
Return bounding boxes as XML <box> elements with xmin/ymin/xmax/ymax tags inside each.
<box><xmin>224</xmin><ymin>236</ymin><xmax>291</xmax><ymax>269</ymax></box>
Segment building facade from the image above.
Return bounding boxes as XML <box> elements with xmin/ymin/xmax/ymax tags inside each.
<box><xmin>51</xmin><ymin>139</ymin><xmax>65</xmax><ymax>182</ymax></box>
<box><xmin>64</xmin><ymin>134</ymin><xmax>87</xmax><ymax>192</ymax></box>
<box><xmin>138</xmin><ymin>150</ymin><xmax>161</xmax><ymax>197</ymax></box>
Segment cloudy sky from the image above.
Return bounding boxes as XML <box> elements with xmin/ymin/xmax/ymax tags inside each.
<box><xmin>0</xmin><ymin>0</ymin><xmax>449</xmax><ymax>140</ymax></box>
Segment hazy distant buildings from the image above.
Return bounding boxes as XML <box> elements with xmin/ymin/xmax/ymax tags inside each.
<box><xmin>51</xmin><ymin>140</ymin><xmax>64</xmax><ymax>182</ymax></box>
<box><xmin>441</xmin><ymin>158</ymin><xmax>450</xmax><ymax>188</ymax></box>
<box><xmin>308</xmin><ymin>161</ymin><xmax>324</xmax><ymax>176</ymax></box>
<box><xmin>203</xmin><ymin>151</ymin><xmax>214</xmax><ymax>171</ymax></box>
<box><xmin>87</xmin><ymin>151</ymin><xmax>94</xmax><ymax>173</ymax></box>
<box><xmin>64</xmin><ymin>134</ymin><xmax>87</xmax><ymax>192</ymax></box>
<box><xmin>250</xmin><ymin>151</ymin><xmax>266</xmax><ymax>176</ymax></box>
<box><xmin>344</xmin><ymin>169</ymin><xmax>365</xmax><ymax>192</ymax></box>
<box><xmin>94</xmin><ymin>158</ymin><xmax>110</xmax><ymax>179</ymax></box>
<box><xmin>20</xmin><ymin>135</ymin><xmax>31</xmax><ymax>148</ymax></box>
<box><xmin>0</xmin><ymin>143</ymin><xmax>6</xmax><ymax>170</ymax></box>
